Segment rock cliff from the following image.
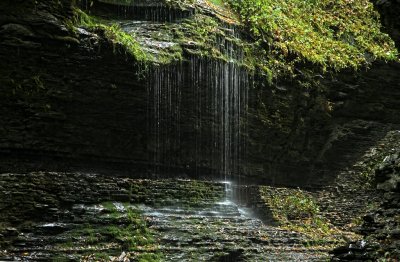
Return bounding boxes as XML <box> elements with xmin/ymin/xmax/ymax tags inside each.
<box><xmin>0</xmin><ymin>0</ymin><xmax>399</xmax><ymax>186</ymax></box>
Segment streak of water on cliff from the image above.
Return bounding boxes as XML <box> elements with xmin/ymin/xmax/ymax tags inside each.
<box><xmin>82</xmin><ymin>0</ymin><xmax>195</xmax><ymax>21</ymax></box>
<box><xmin>147</xmin><ymin>24</ymin><xmax>249</xmax><ymax>186</ymax></box>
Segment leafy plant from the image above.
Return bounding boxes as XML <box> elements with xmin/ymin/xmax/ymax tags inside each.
<box><xmin>260</xmin><ymin>187</ymin><xmax>353</xmax><ymax>246</ymax></box>
<box><xmin>270</xmin><ymin>190</ymin><xmax>319</xmax><ymax>220</ymax></box>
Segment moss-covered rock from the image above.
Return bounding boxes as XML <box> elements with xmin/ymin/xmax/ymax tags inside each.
<box><xmin>259</xmin><ymin>186</ymin><xmax>357</xmax><ymax>248</ymax></box>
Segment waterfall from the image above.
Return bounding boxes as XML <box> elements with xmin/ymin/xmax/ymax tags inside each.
<box><xmin>83</xmin><ymin>0</ymin><xmax>195</xmax><ymax>22</ymax></box>
<box><xmin>147</xmin><ymin>24</ymin><xmax>249</xmax><ymax>182</ymax></box>
<box><xmin>148</xmin><ymin>64</ymin><xmax>183</xmax><ymax>175</ymax></box>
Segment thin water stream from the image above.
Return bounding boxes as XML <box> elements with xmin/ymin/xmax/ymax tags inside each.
<box><xmin>147</xmin><ymin>27</ymin><xmax>249</xmax><ymax>182</ymax></box>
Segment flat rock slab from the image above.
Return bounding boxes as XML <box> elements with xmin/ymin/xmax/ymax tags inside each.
<box><xmin>0</xmin><ymin>172</ymin><xmax>330</xmax><ymax>261</ymax></box>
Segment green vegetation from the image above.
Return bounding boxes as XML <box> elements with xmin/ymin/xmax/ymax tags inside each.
<box><xmin>67</xmin><ymin>3</ymin><xmax>250</xmax><ymax>66</ymax></box>
<box><xmin>208</xmin><ymin>0</ymin><xmax>224</xmax><ymax>7</ymax></box>
<box><xmin>355</xmin><ymin>149</ymin><xmax>389</xmax><ymax>190</ymax></box>
<box><xmin>228</xmin><ymin>0</ymin><xmax>398</xmax><ymax>76</ymax></box>
<box><xmin>145</xmin><ymin>180</ymin><xmax>225</xmax><ymax>208</ymax></box>
<box><xmin>136</xmin><ymin>252</ymin><xmax>164</xmax><ymax>262</ymax></box>
<box><xmin>95</xmin><ymin>202</ymin><xmax>157</xmax><ymax>250</ymax></box>
<box><xmin>65</xmin><ymin>0</ymin><xmax>398</xmax><ymax>79</ymax></box>
<box><xmin>174</xmin><ymin>14</ymin><xmax>220</xmax><ymax>58</ymax></box>
<box><xmin>269</xmin><ymin>189</ymin><xmax>319</xmax><ymax>220</ymax></box>
<box><xmin>69</xmin><ymin>7</ymin><xmax>187</xmax><ymax>65</ymax></box>
<box><xmin>185</xmin><ymin>180</ymin><xmax>224</xmax><ymax>206</ymax></box>
<box><xmin>260</xmin><ymin>187</ymin><xmax>352</xmax><ymax>246</ymax></box>
<box><xmin>58</xmin><ymin>202</ymin><xmax>162</xmax><ymax>261</ymax></box>
<box><xmin>174</xmin><ymin>13</ymin><xmax>251</xmax><ymax>65</ymax></box>
<box><xmin>72</xmin><ymin>8</ymin><xmax>151</xmax><ymax>63</ymax></box>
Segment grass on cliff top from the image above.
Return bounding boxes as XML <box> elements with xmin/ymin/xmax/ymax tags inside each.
<box><xmin>228</xmin><ymin>0</ymin><xmax>398</xmax><ymax>76</ymax></box>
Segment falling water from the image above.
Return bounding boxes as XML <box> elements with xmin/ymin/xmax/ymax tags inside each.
<box><xmin>148</xmin><ymin>64</ymin><xmax>183</xmax><ymax>175</ymax></box>
<box><xmin>147</xmin><ymin>25</ymin><xmax>249</xmax><ymax>182</ymax></box>
<box><xmin>82</xmin><ymin>0</ymin><xmax>195</xmax><ymax>22</ymax></box>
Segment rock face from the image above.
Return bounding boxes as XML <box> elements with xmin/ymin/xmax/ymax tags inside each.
<box><xmin>0</xmin><ymin>0</ymin><xmax>150</xmax><ymax>172</ymax></box>
<box><xmin>0</xmin><ymin>0</ymin><xmax>400</xmax><ymax>187</ymax></box>
<box><xmin>331</xmin><ymin>149</ymin><xmax>400</xmax><ymax>260</ymax></box>
<box><xmin>0</xmin><ymin>0</ymin><xmax>251</xmax><ymax>181</ymax></box>
<box><xmin>372</xmin><ymin>0</ymin><xmax>400</xmax><ymax>48</ymax></box>
<box><xmin>2</xmin><ymin>1</ymin><xmax>400</xmax><ymax>261</ymax></box>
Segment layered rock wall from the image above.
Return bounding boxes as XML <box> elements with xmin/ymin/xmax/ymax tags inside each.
<box><xmin>0</xmin><ymin>0</ymin><xmax>399</xmax><ymax>186</ymax></box>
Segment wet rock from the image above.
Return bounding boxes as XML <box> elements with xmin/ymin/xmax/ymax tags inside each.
<box><xmin>0</xmin><ymin>173</ymin><xmax>329</xmax><ymax>261</ymax></box>
<box><xmin>0</xmin><ymin>23</ymin><xmax>34</xmax><ymax>37</ymax></box>
<box><xmin>35</xmin><ymin>223</ymin><xmax>69</xmax><ymax>234</ymax></box>
<box><xmin>0</xmin><ymin>0</ymin><xmax>400</xmax><ymax>188</ymax></box>
<box><xmin>4</xmin><ymin>227</ymin><xmax>19</xmax><ymax>236</ymax></box>
<box><xmin>214</xmin><ymin>249</ymin><xmax>244</xmax><ymax>261</ymax></box>
<box><xmin>332</xmin><ymin>150</ymin><xmax>400</xmax><ymax>261</ymax></box>
<box><xmin>362</xmin><ymin>213</ymin><xmax>375</xmax><ymax>223</ymax></box>
<box><xmin>330</xmin><ymin>240</ymin><xmax>371</xmax><ymax>261</ymax></box>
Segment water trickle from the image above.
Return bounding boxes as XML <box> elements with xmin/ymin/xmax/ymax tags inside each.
<box><xmin>221</xmin><ymin>180</ymin><xmax>233</xmax><ymax>203</ymax></box>
<box><xmin>82</xmin><ymin>0</ymin><xmax>194</xmax><ymax>22</ymax></box>
<box><xmin>148</xmin><ymin>64</ymin><xmax>183</xmax><ymax>175</ymax></box>
<box><xmin>147</xmin><ymin>25</ymin><xmax>249</xmax><ymax>182</ymax></box>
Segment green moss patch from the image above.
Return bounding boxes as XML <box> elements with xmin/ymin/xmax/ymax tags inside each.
<box><xmin>259</xmin><ymin>186</ymin><xmax>356</xmax><ymax>247</ymax></box>
<box><xmin>58</xmin><ymin>203</ymin><xmax>163</xmax><ymax>261</ymax></box>
<box><xmin>66</xmin><ymin>1</ymin><xmax>258</xmax><ymax>67</ymax></box>
<box><xmin>228</xmin><ymin>0</ymin><xmax>398</xmax><ymax>76</ymax></box>
<box><xmin>71</xmin><ymin>8</ymin><xmax>152</xmax><ymax>63</ymax></box>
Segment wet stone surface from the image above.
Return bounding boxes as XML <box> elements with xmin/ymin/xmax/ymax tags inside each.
<box><xmin>0</xmin><ymin>172</ymin><xmax>330</xmax><ymax>261</ymax></box>
<box><xmin>331</xmin><ymin>132</ymin><xmax>400</xmax><ymax>261</ymax></box>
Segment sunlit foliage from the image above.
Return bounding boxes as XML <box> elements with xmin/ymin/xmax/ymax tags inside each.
<box><xmin>228</xmin><ymin>0</ymin><xmax>398</xmax><ymax>76</ymax></box>
<box><xmin>72</xmin><ymin>8</ymin><xmax>151</xmax><ymax>63</ymax></box>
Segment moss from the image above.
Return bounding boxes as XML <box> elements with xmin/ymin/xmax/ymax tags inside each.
<box><xmin>228</xmin><ymin>0</ymin><xmax>399</xmax><ymax>78</ymax></box>
<box><xmin>57</xmin><ymin>204</ymin><xmax>163</xmax><ymax>260</ymax></box>
<box><xmin>136</xmin><ymin>252</ymin><xmax>163</xmax><ymax>262</ymax></box>
<box><xmin>208</xmin><ymin>0</ymin><xmax>225</xmax><ymax>8</ymax></box>
<box><xmin>268</xmin><ymin>189</ymin><xmax>319</xmax><ymax>220</ymax></box>
<box><xmin>101</xmin><ymin>201</ymin><xmax>116</xmax><ymax>211</ymax></box>
<box><xmin>73</xmin><ymin>8</ymin><xmax>152</xmax><ymax>62</ymax></box>
<box><xmin>64</xmin><ymin>2</ymin><xmax>260</xmax><ymax>68</ymax></box>
<box><xmin>90</xmin><ymin>252</ymin><xmax>110</xmax><ymax>260</ymax></box>
<box><xmin>51</xmin><ymin>254</ymin><xmax>71</xmax><ymax>261</ymax></box>
<box><xmin>52</xmin><ymin>35</ymin><xmax>80</xmax><ymax>44</ymax></box>
<box><xmin>259</xmin><ymin>186</ymin><xmax>354</xmax><ymax>247</ymax></box>
<box><xmin>103</xmin><ymin>24</ymin><xmax>151</xmax><ymax>63</ymax></box>
<box><xmin>71</xmin><ymin>7</ymin><xmax>192</xmax><ymax>66</ymax></box>
<box><xmin>65</xmin><ymin>0</ymin><xmax>398</xmax><ymax>80</ymax></box>
<box><xmin>164</xmin><ymin>0</ymin><xmax>196</xmax><ymax>9</ymax></box>
<box><xmin>173</xmin><ymin>13</ymin><xmax>253</xmax><ymax>65</ymax></box>
<box><xmin>99</xmin><ymin>205</ymin><xmax>155</xmax><ymax>248</ymax></box>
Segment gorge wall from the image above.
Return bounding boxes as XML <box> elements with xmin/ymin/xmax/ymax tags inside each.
<box><xmin>0</xmin><ymin>0</ymin><xmax>399</xmax><ymax>187</ymax></box>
